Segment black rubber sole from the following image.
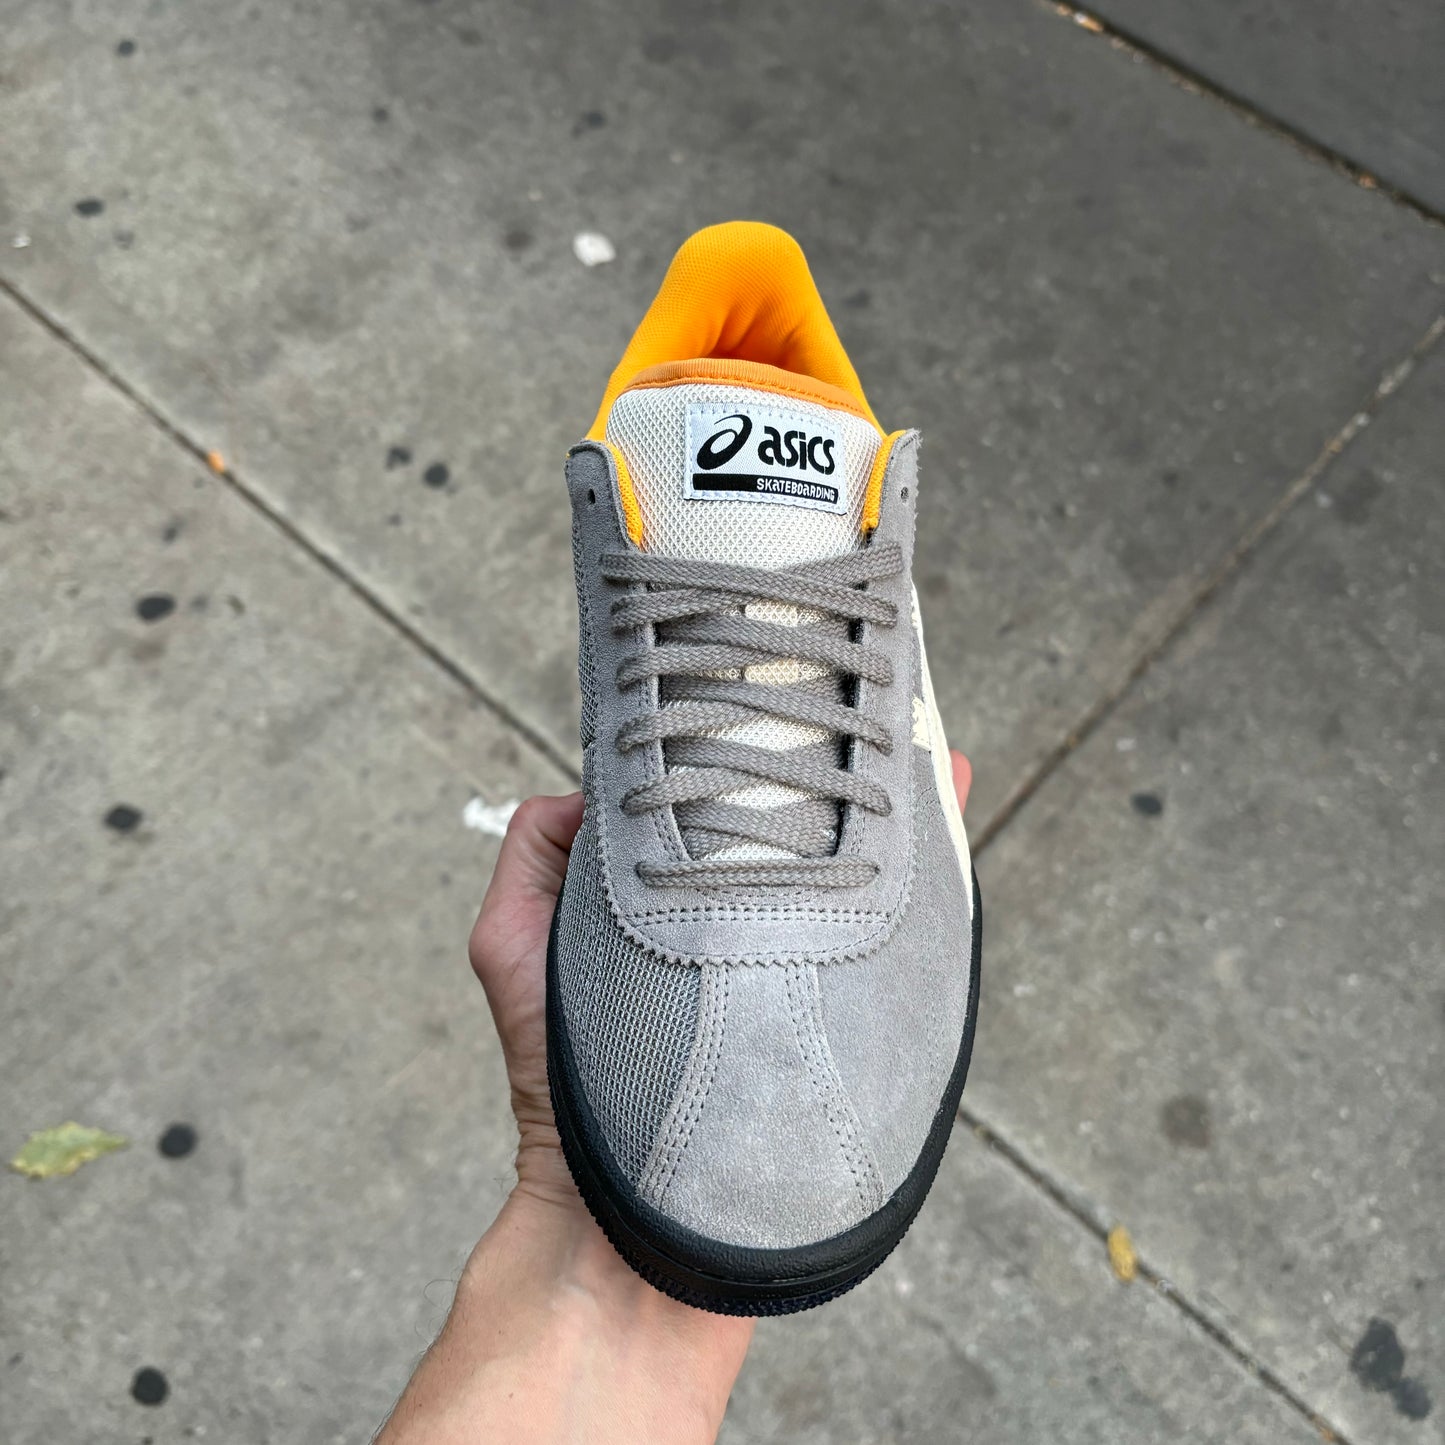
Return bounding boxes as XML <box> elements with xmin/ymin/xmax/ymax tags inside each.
<box><xmin>546</xmin><ymin>869</ymin><xmax>982</xmax><ymax>1316</ymax></box>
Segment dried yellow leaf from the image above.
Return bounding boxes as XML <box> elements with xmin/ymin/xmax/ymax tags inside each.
<box><xmin>10</xmin><ymin>1122</ymin><xmax>129</xmax><ymax>1179</ymax></box>
<box><xmin>1107</xmin><ymin>1225</ymin><xmax>1137</xmax><ymax>1282</ymax></box>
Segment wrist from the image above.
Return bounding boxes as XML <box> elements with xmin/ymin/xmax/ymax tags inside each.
<box><xmin>451</xmin><ymin>1171</ymin><xmax>753</xmax><ymax>1442</ymax></box>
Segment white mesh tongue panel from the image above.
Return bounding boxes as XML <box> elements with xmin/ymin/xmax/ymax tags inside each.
<box><xmin>605</xmin><ymin>383</ymin><xmax>882</xmax><ymax>863</ymax></box>
<box><xmin>606</xmin><ymin>383</ymin><xmax>878</xmax><ymax>564</ymax></box>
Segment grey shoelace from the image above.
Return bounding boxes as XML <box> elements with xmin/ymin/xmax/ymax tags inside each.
<box><xmin>602</xmin><ymin>542</ymin><xmax>904</xmax><ymax>889</ymax></box>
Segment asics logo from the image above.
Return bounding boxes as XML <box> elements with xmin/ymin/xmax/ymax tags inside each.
<box><xmin>696</xmin><ymin>414</ymin><xmax>753</xmax><ymax>469</ymax></box>
<box><xmin>685</xmin><ymin>400</ymin><xmax>847</xmax><ymax>516</ymax></box>
<box><xmin>759</xmin><ymin>426</ymin><xmax>836</xmax><ymax>476</ymax></box>
<box><xmin>696</xmin><ymin>414</ymin><xmax>838</xmax><ymax>476</ymax></box>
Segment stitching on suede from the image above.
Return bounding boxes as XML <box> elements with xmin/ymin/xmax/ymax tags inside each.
<box><xmin>653</xmin><ymin>971</ymin><xmax>728</xmax><ymax>1208</ymax></box>
<box><xmin>784</xmin><ymin>964</ymin><xmax>874</xmax><ymax>1213</ymax></box>
<box><xmin>606</xmin><ymin>798</ymin><xmax>918</xmax><ymax>968</ymax></box>
<box><xmin>785</xmin><ymin>964</ymin><xmax>860</xmax><ymax>1195</ymax></box>
<box><xmin>805</xmin><ymin>962</ymin><xmax>883</xmax><ymax>1203</ymax></box>
<box><xmin>802</xmin><ymin>963</ymin><xmax>885</xmax><ymax>1209</ymax></box>
<box><xmin>649</xmin><ymin>966</ymin><xmax>729</xmax><ymax>1207</ymax></box>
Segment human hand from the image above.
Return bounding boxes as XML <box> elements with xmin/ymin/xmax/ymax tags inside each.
<box><xmin>466</xmin><ymin>790</ymin><xmax>586</xmax><ymax>1208</ymax></box>
<box><xmin>379</xmin><ymin>753</ymin><xmax>971</xmax><ymax>1444</ymax></box>
<box><xmin>379</xmin><ymin>791</ymin><xmax>752</xmax><ymax>1445</ymax></box>
<box><xmin>468</xmin><ymin>748</ymin><xmax>971</xmax><ymax>1214</ymax></box>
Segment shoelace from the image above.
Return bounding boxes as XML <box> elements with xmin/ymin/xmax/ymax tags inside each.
<box><xmin>601</xmin><ymin>542</ymin><xmax>904</xmax><ymax>889</ymax></box>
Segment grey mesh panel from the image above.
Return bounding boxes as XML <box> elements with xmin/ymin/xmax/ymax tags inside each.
<box><xmin>555</xmin><ymin>807</ymin><xmax>701</xmax><ymax>1181</ymax></box>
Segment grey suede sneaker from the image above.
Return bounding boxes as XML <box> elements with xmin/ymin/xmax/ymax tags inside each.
<box><xmin>547</xmin><ymin>222</ymin><xmax>980</xmax><ymax>1315</ymax></box>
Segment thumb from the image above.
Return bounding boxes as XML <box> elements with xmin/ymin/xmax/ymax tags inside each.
<box><xmin>479</xmin><ymin>792</ymin><xmax>585</xmax><ymax>918</ymax></box>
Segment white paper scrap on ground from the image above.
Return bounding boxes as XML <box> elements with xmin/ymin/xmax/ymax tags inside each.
<box><xmin>462</xmin><ymin>796</ymin><xmax>520</xmax><ymax>836</ymax></box>
<box><xmin>572</xmin><ymin>231</ymin><xmax>616</xmax><ymax>266</ymax></box>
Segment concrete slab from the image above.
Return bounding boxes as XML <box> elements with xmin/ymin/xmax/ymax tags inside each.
<box><xmin>0</xmin><ymin>292</ymin><xmax>1321</xmax><ymax>1443</ymax></box>
<box><xmin>3</xmin><ymin>0</ymin><xmax>1444</xmax><ymax>826</ymax></box>
<box><xmin>0</xmin><ymin>298</ymin><xmax>570</xmax><ymax>1439</ymax></box>
<box><xmin>727</xmin><ymin>1129</ymin><xmax>1325</xmax><ymax>1444</ymax></box>
<box><xmin>1088</xmin><ymin>0</ymin><xmax>1445</xmax><ymax>214</ymax></box>
<box><xmin>972</xmin><ymin>340</ymin><xmax>1445</xmax><ymax>1442</ymax></box>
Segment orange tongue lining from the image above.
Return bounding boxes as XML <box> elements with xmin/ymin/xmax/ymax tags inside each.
<box><xmin>589</xmin><ymin>222</ymin><xmax>905</xmax><ymax>545</ymax></box>
<box><xmin>586</xmin><ymin>222</ymin><xmax>883</xmax><ymax>439</ymax></box>
<box><xmin>616</xmin><ymin>358</ymin><xmax>875</xmax><ymax>421</ymax></box>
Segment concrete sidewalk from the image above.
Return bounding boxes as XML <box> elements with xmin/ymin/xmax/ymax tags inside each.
<box><xmin>2</xmin><ymin>2</ymin><xmax>1441</xmax><ymax>1441</ymax></box>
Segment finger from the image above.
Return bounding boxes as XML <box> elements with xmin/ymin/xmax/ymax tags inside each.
<box><xmin>481</xmin><ymin>792</ymin><xmax>584</xmax><ymax>913</ymax></box>
<box><xmin>469</xmin><ymin>792</ymin><xmax>584</xmax><ymax>990</ymax></box>
<box><xmin>950</xmin><ymin>749</ymin><xmax>972</xmax><ymax>816</ymax></box>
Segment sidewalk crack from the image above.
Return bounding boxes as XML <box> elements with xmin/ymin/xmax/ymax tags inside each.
<box><xmin>959</xmin><ymin>1106</ymin><xmax>1359</xmax><ymax>1444</ymax></box>
<box><xmin>972</xmin><ymin>311</ymin><xmax>1445</xmax><ymax>852</ymax></box>
<box><xmin>1039</xmin><ymin>0</ymin><xmax>1445</xmax><ymax>230</ymax></box>
<box><xmin>0</xmin><ymin>276</ymin><xmax>580</xmax><ymax>787</ymax></box>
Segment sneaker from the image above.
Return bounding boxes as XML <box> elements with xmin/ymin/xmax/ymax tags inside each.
<box><xmin>547</xmin><ymin>221</ymin><xmax>980</xmax><ymax>1315</ymax></box>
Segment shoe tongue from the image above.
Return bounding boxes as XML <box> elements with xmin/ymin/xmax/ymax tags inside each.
<box><xmin>604</xmin><ymin>380</ymin><xmax>880</xmax><ymax>563</ymax></box>
<box><xmin>604</xmin><ymin>377</ymin><xmax>882</xmax><ymax>865</ymax></box>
